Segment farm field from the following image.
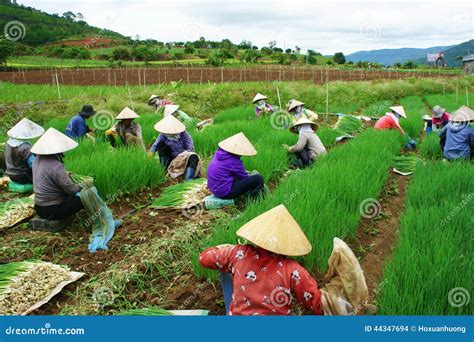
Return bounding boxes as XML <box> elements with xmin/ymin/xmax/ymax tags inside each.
<box><xmin>0</xmin><ymin>77</ymin><xmax>473</xmax><ymax>316</ymax></box>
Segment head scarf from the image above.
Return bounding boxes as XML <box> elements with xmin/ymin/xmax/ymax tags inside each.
<box><xmin>256</xmin><ymin>99</ymin><xmax>266</xmax><ymax>109</ymax></box>
<box><xmin>7</xmin><ymin>138</ymin><xmax>27</xmax><ymax>148</ymax></box>
<box><xmin>164</xmin><ymin>133</ymin><xmax>180</xmax><ymax>141</ymax></box>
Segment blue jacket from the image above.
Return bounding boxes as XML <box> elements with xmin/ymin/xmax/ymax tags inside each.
<box><xmin>65</xmin><ymin>115</ymin><xmax>89</xmax><ymax>139</ymax></box>
<box><xmin>439</xmin><ymin>123</ymin><xmax>474</xmax><ymax>160</ymax></box>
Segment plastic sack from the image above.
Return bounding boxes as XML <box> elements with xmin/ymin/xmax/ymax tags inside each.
<box><xmin>321</xmin><ymin>237</ymin><xmax>368</xmax><ymax>315</ymax></box>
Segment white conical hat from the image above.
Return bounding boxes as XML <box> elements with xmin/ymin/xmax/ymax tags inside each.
<box><xmin>451</xmin><ymin>105</ymin><xmax>474</xmax><ymax>122</ymax></box>
<box><xmin>163</xmin><ymin>105</ymin><xmax>180</xmax><ymax>117</ymax></box>
<box><xmin>154</xmin><ymin>115</ymin><xmax>186</xmax><ymax>134</ymax></box>
<box><xmin>422</xmin><ymin>114</ymin><xmax>432</xmax><ymax>121</ymax></box>
<box><xmin>287</xmin><ymin>99</ymin><xmax>305</xmax><ymax>112</ymax></box>
<box><xmin>252</xmin><ymin>93</ymin><xmax>268</xmax><ymax>103</ymax></box>
<box><xmin>147</xmin><ymin>94</ymin><xmax>162</xmax><ymax>105</ymax></box>
<box><xmin>7</xmin><ymin>118</ymin><xmax>45</xmax><ymax>140</ymax></box>
<box><xmin>116</xmin><ymin>107</ymin><xmax>140</xmax><ymax>120</ymax></box>
<box><xmin>236</xmin><ymin>204</ymin><xmax>312</xmax><ymax>256</ymax></box>
<box><xmin>218</xmin><ymin>132</ymin><xmax>257</xmax><ymax>156</ymax></box>
<box><xmin>389</xmin><ymin>106</ymin><xmax>407</xmax><ymax>119</ymax></box>
<box><xmin>289</xmin><ymin>117</ymin><xmax>318</xmax><ymax>134</ymax></box>
<box><xmin>31</xmin><ymin>127</ymin><xmax>78</xmax><ymax>155</ymax></box>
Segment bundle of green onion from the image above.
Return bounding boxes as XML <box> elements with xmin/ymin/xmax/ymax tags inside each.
<box><xmin>70</xmin><ymin>173</ymin><xmax>94</xmax><ymax>185</ymax></box>
<box><xmin>335</xmin><ymin>116</ymin><xmax>362</xmax><ymax>134</ymax></box>
<box><xmin>151</xmin><ymin>178</ymin><xmax>208</xmax><ymax>209</ymax></box>
<box><xmin>115</xmin><ymin>307</ymin><xmax>172</xmax><ymax>316</ymax></box>
<box><xmin>0</xmin><ymin>196</ymin><xmax>35</xmax><ymax>229</ymax></box>
<box><xmin>393</xmin><ymin>155</ymin><xmax>420</xmax><ymax>175</ymax></box>
<box><xmin>0</xmin><ymin>143</ymin><xmax>5</xmax><ymax>154</ymax></box>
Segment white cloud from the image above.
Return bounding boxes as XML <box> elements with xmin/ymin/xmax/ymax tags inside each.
<box><xmin>17</xmin><ymin>0</ymin><xmax>474</xmax><ymax>54</ymax></box>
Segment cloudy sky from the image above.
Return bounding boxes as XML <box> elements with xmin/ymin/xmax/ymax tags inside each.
<box><xmin>18</xmin><ymin>0</ymin><xmax>474</xmax><ymax>54</ymax></box>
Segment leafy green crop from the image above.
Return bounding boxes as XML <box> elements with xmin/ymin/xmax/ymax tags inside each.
<box><xmin>419</xmin><ymin>133</ymin><xmax>443</xmax><ymax>160</ymax></box>
<box><xmin>380</xmin><ymin>161</ymin><xmax>473</xmax><ymax>314</ymax></box>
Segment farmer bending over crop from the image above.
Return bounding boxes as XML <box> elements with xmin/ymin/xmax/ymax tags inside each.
<box><xmin>439</xmin><ymin>106</ymin><xmax>474</xmax><ymax>161</ymax></box>
<box><xmin>374</xmin><ymin>105</ymin><xmax>416</xmax><ymax>149</ymax></box>
<box><xmin>106</xmin><ymin>107</ymin><xmax>145</xmax><ymax>149</ymax></box>
<box><xmin>283</xmin><ymin>117</ymin><xmax>326</xmax><ymax>168</ymax></box>
<box><xmin>207</xmin><ymin>132</ymin><xmax>265</xmax><ymax>200</ymax></box>
<box><xmin>425</xmin><ymin>105</ymin><xmax>451</xmax><ymax>134</ymax></box>
<box><xmin>149</xmin><ymin>115</ymin><xmax>202</xmax><ymax>181</ymax></box>
<box><xmin>65</xmin><ymin>105</ymin><xmax>96</xmax><ymax>139</ymax></box>
<box><xmin>286</xmin><ymin>99</ymin><xmax>319</xmax><ymax>122</ymax></box>
<box><xmin>199</xmin><ymin>204</ymin><xmax>324</xmax><ymax>315</ymax></box>
<box><xmin>147</xmin><ymin>94</ymin><xmax>174</xmax><ymax>113</ymax></box>
<box><xmin>5</xmin><ymin>118</ymin><xmax>44</xmax><ymax>186</ymax></box>
<box><xmin>252</xmin><ymin>93</ymin><xmax>274</xmax><ymax>117</ymax></box>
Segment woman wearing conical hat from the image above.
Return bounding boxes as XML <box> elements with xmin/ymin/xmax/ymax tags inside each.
<box><xmin>286</xmin><ymin>99</ymin><xmax>319</xmax><ymax>122</ymax></box>
<box><xmin>252</xmin><ymin>93</ymin><xmax>274</xmax><ymax>118</ymax></box>
<box><xmin>105</xmin><ymin>107</ymin><xmax>145</xmax><ymax>149</ymax></box>
<box><xmin>207</xmin><ymin>132</ymin><xmax>264</xmax><ymax>200</ymax></box>
<box><xmin>147</xmin><ymin>94</ymin><xmax>174</xmax><ymax>113</ymax></box>
<box><xmin>5</xmin><ymin>118</ymin><xmax>44</xmax><ymax>186</ymax></box>
<box><xmin>149</xmin><ymin>115</ymin><xmax>201</xmax><ymax>181</ymax></box>
<box><xmin>424</xmin><ymin>105</ymin><xmax>451</xmax><ymax>134</ymax></box>
<box><xmin>199</xmin><ymin>204</ymin><xmax>323</xmax><ymax>316</ymax></box>
<box><xmin>284</xmin><ymin>117</ymin><xmax>326</xmax><ymax>168</ymax></box>
<box><xmin>439</xmin><ymin>105</ymin><xmax>474</xmax><ymax>161</ymax></box>
<box><xmin>374</xmin><ymin>105</ymin><xmax>417</xmax><ymax>149</ymax></box>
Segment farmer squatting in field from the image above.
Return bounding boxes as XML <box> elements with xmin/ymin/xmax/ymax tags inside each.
<box><xmin>252</xmin><ymin>93</ymin><xmax>274</xmax><ymax>117</ymax></box>
<box><xmin>286</xmin><ymin>99</ymin><xmax>319</xmax><ymax>122</ymax></box>
<box><xmin>374</xmin><ymin>105</ymin><xmax>417</xmax><ymax>149</ymax></box>
<box><xmin>105</xmin><ymin>107</ymin><xmax>145</xmax><ymax>150</ymax></box>
<box><xmin>147</xmin><ymin>94</ymin><xmax>174</xmax><ymax>113</ymax></box>
<box><xmin>64</xmin><ymin>104</ymin><xmax>96</xmax><ymax>139</ymax></box>
<box><xmin>149</xmin><ymin>115</ymin><xmax>202</xmax><ymax>181</ymax></box>
<box><xmin>439</xmin><ymin>105</ymin><xmax>474</xmax><ymax>161</ymax></box>
<box><xmin>422</xmin><ymin>105</ymin><xmax>451</xmax><ymax>134</ymax></box>
<box><xmin>5</xmin><ymin>118</ymin><xmax>44</xmax><ymax>188</ymax></box>
<box><xmin>207</xmin><ymin>132</ymin><xmax>265</xmax><ymax>201</ymax></box>
<box><xmin>30</xmin><ymin>128</ymin><xmax>121</xmax><ymax>250</ymax></box>
<box><xmin>283</xmin><ymin>117</ymin><xmax>327</xmax><ymax>168</ymax></box>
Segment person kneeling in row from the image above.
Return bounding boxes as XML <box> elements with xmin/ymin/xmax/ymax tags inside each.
<box><xmin>284</xmin><ymin>117</ymin><xmax>326</xmax><ymax>168</ymax></box>
<box><xmin>31</xmin><ymin>128</ymin><xmax>120</xmax><ymax>251</ymax></box>
<box><xmin>5</xmin><ymin>118</ymin><xmax>44</xmax><ymax>186</ymax></box>
<box><xmin>148</xmin><ymin>115</ymin><xmax>202</xmax><ymax>181</ymax></box>
<box><xmin>207</xmin><ymin>132</ymin><xmax>265</xmax><ymax>200</ymax></box>
<box><xmin>106</xmin><ymin>107</ymin><xmax>145</xmax><ymax>149</ymax></box>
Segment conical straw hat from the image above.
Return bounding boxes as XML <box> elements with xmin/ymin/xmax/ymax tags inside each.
<box><xmin>451</xmin><ymin>105</ymin><xmax>474</xmax><ymax>122</ymax></box>
<box><xmin>422</xmin><ymin>114</ymin><xmax>432</xmax><ymax>121</ymax></box>
<box><xmin>289</xmin><ymin>117</ymin><xmax>318</xmax><ymax>134</ymax></box>
<box><xmin>218</xmin><ymin>132</ymin><xmax>257</xmax><ymax>156</ymax></box>
<box><xmin>154</xmin><ymin>115</ymin><xmax>186</xmax><ymax>134</ymax></box>
<box><xmin>147</xmin><ymin>94</ymin><xmax>162</xmax><ymax>105</ymax></box>
<box><xmin>252</xmin><ymin>93</ymin><xmax>268</xmax><ymax>103</ymax></box>
<box><xmin>163</xmin><ymin>105</ymin><xmax>180</xmax><ymax>117</ymax></box>
<box><xmin>115</xmin><ymin>107</ymin><xmax>140</xmax><ymax>120</ymax></box>
<box><xmin>7</xmin><ymin>118</ymin><xmax>45</xmax><ymax>140</ymax></box>
<box><xmin>236</xmin><ymin>204</ymin><xmax>312</xmax><ymax>256</ymax></box>
<box><xmin>31</xmin><ymin>127</ymin><xmax>78</xmax><ymax>155</ymax></box>
<box><xmin>287</xmin><ymin>100</ymin><xmax>305</xmax><ymax>112</ymax></box>
<box><xmin>389</xmin><ymin>106</ymin><xmax>407</xmax><ymax>119</ymax></box>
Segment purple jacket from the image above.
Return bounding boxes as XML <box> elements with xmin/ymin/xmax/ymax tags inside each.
<box><xmin>150</xmin><ymin>131</ymin><xmax>194</xmax><ymax>158</ymax></box>
<box><xmin>207</xmin><ymin>148</ymin><xmax>249</xmax><ymax>197</ymax></box>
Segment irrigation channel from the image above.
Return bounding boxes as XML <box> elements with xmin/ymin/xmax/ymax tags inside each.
<box><xmin>0</xmin><ymin>65</ymin><xmax>459</xmax><ymax>86</ymax></box>
<box><xmin>1</xmin><ymin>90</ymin><xmax>472</xmax><ymax>315</ymax></box>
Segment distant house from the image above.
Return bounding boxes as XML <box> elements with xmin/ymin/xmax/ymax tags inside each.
<box><xmin>462</xmin><ymin>54</ymin><xmax>474</xmax><ymax>74</ymax></box>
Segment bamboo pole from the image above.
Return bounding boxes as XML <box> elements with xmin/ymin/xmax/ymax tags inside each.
<box><xmin>466</xmin><ymin>86</ymin><xmax>469</xmax><ymax>107</ymax></box>
<box><xmin>55</xmin><ymin>73</ymin><xmax>61</xmax><ymax>99</ymax></box>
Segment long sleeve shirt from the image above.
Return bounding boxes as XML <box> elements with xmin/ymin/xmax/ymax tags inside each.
<box><xmin>255</xmin><ymin>104</ymin><xmax>274</xmax><ymax>117</ymax></box>
<box><xmin>5</xmin><ymin>140</ymin><xmax>34</xmax><ymax>180</ymax></box>
<box><xmin>289</xmin><ymin>132</ymin><xmax>327</xmax><ymax>160</ymax></box>
<box><xmin>33</xmin><ymin>155</ymin><xmax>81</xmax><ymax>206</ymax></box>
<box><xmin>207</xmin><ymin>148</ymin><xmax>249</xmax><ymax>198</ymax></box>
<box><xmin>65</xmin><ymin>115</ymin><xmax>89</xmax><ymax>139</ymax></box>
<box><xmin>115</xmin><ymin>121</ymin><xmax>144</xmax><ymax>146</ymax></box>
<box><xmin>374</xmin><ymin>113</ymin><xmax>404</xmax><ymax>134</ymax></box>
<box><xmin>199</xmin><ymin>244</ymin><xmax>323</xmax><ymax>316</ymax></box>
<box><xmin>150</xmin><ymin>131</ymin><xmax>194</xmax><ymax>159</ymax></box>
<box><xmin>439</xmin><ymin>123</ymin><xmax>474</xmax><ymax>160</ymax></box>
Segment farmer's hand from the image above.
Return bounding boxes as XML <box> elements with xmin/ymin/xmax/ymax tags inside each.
<box><xmin>147</xmin><ymin>151</ymin><xmax>155</xmax><ymax>159</ymax></box>
<box><xmin>282</xmin><ymin>144</ymin><xmax>289</xmax><ymax>150</ymax></box>
<box><xmin>82</xmin><ymin>178</ymin><xmax>94</xmax><ymax>188</ymax></box>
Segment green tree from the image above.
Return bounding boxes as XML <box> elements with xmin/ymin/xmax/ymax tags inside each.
<box><xmin>333</xmin><ymin>52</ymin><xmax>346</xmax><ymax>64</ymax></box>
<box><xmin>0</xmin><ymin>37</ymin><xmax>14</xmax><ymax>65</ymax></box>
